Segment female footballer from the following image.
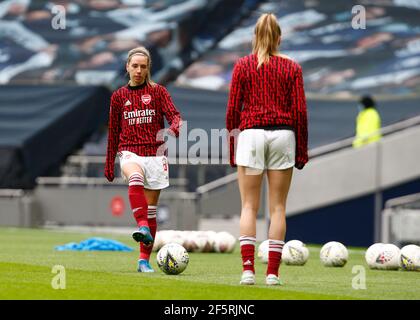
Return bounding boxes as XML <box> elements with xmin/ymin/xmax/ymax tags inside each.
<box><xmin>105</xmin><ymin>46</ymin><xmax>182</xmax><ymax>273</ymax></box>
<box><xmin>226</xmin><ymin>13</ymin><xmax>308</xmax><ymax>285</ymax></box>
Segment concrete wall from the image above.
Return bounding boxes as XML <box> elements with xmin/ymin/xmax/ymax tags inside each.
<box><xmin>0</xmin><ymin>191</ymin><xmax>42</xmax><ymax>227</ymax></box>
<box><xmin>199</xmin><ymin>125</ymin><xmax>420</xmax><ymax>217</ymax></box>
<box><xmin>0</xmin><ymin>186</ymin><xmax>198</xmax><ymax>230</ymax></box>
<box><xmin>381</xmin><ymin>128</ymin><xmax>420</xmax><ymax>188</ymax></box>
<box><xmin>199</xmin><ymin>179</ymin><xmax>242</xmax><ymax>217</ymax></box>
<box><xmin>33</xmin><ymin>186</ymin><xmax>198</xmax><ymax>230</ymax></box>
<box><xmin>287</xmin><ymin>144</ymin><xmax>378</xmax><ymax>215</ymax></box>
<box><xmin>288</xmin><ymin>125</ymin><xmax>420</xmax><ymax>215</ymax></box>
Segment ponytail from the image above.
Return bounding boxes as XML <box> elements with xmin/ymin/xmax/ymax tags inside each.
<box><xmin>252</xmin><ymin>13</ymin><xmax>281</xmax><ymax>69</ymax></box>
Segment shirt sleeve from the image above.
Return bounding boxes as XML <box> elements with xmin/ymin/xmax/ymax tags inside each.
<box><xmin>291</xmin><ymin>65</ymin><xmax>308</xmax><ymax>169</ymax></box>
<box><xmin>105</xmin><ymin>92</ymin><xmax>122</xmax><ymax>176</ymax></box>
<box><xmin>160</xmin><ymin>86</ymin><xmax>182</xmax><ymax>137</ymax></box>
<box><xmin>226</xmin><ymin>61</ymin><xmax>244</xmax><ymax>167</ymax></box>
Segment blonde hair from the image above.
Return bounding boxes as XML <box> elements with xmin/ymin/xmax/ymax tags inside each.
<box><xmin>252</xmin><ymin>13</ymin><xmax>281</xmax><ymax>69</ymax></box>
<box><xmin>126</xmin><ymin>46</ymin><xmax>155</xmax><ymax>86</ymax></box>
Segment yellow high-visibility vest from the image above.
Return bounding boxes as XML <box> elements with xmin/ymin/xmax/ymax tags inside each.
<box><xmin>352</xmin><ymin>108</ymin><xmax>382</xmax><ymax>148</ymax></box>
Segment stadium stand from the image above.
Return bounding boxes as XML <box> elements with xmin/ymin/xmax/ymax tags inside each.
<box><xmin>0</xmin><ymin>84</ymin><xmax>110</xmax><ymax>188</ymax></box>
<box><xmin>175</xmin><ymin>0</ymin><xmax>420</xmax><ymax>97</ymax></box>
<box><xmin>0</xmin><ymin>0</ymin><xmax>258</xmax><ymax>189</ymax></box>
<box><xmin>0</xmin><ymin>0</ymin><xmax>257</xmax><ymax>87</ymax></box>
<box><xmin>0</xmin><ymin>0</ymin><xmax>213</xmax><ymax>85</ymax></box>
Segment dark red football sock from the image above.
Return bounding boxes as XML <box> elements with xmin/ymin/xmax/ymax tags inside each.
<box><xmin>239</xmin><ymin>236</ymin><xmax>256</xmax><ymax>273</ymax></box>
<box><xmin>140</xmin><ymin>206</ymin><xmax>157</xmax><ymax>260</ymax></box>
<box><xmin>128</xmin><ymin>173</ymin><xmax>148</xmax><ymax>228</ymax></box>
<box><xmin>266</xmin><ymin>239</ymin><xmax>284</xmax><ymax>276</ymax></box>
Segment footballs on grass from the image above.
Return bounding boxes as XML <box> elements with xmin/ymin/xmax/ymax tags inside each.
<box><xmin>320</xmin><ymin>241</ymin><xmax>348</xmax><ymax>267</ymax></box>
<box><xmin>157</xmin><ymin>243</ymin><xmax>189</xmax><ymax>275</ymax></box>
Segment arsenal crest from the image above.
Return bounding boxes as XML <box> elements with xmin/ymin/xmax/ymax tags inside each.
<box><xmin>141</xmin><ymin>94</ymin><xmax>152</xmax><ymax>105</ymax></box>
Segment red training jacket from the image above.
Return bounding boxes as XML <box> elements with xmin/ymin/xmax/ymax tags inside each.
<box><xmin>226</xmin><ymin>54</ymin><xmax>308</xmax><ymax>169</ymax></box>
<box><xmin>105</xmin><ymin>83</ymin><xmax>182</xmax><ymax>181</ymax></box>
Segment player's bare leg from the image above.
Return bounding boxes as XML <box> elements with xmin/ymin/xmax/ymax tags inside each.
<box><xmin>122</xmin><ymin>163</ymin><xmax>144</xmax><ymax>182</ymax></box>
<box><xmin>267</xmin><ymin>168</ymin><xmax>292</xmax><ymax>240</ymax></box>
<box><xmin>265</xmin><ymin>167</ymin><xmax>293</xmax><ymax>285</ymax></box>
<box><xmin>237</xmin><ymin>166</ymin><xmax>264</xmax><ymax>284</ymax></box>
<box><xmin>144</xmin><ymin>189</ymin><xmax>160</xmax><ymax>206</ymax></box>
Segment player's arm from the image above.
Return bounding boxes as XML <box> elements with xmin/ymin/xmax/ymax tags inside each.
<box><xmin>104</xmin><ymin>92</ymin><xmax>122</xmax><ymax>182</ymax></box>
<box><xmin>291</xmin><ymin>65</ymin><xmax>308</xmax><ymax>170</ymax></box>
<box><xmin>160</xmin><ymin>86</ymin><xmax>183</xmax><ymax>137</ymax></box>
<box><xmin>226</xmin><ymin>61</ymin><xmax>244</xmax><ymax>167</ymax></box>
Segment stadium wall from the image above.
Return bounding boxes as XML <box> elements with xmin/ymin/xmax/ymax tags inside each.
<box><xmin>286</xmin><ymin>177</ymin><xmax>420</xmax><ymax>247</ymax></box>
<box><xmin>198</xmin><ymin>125</ymin><xmax>420</xmax><ymax>246</ymax></box>
<box><xmin>287</xmin><ymin>125</ymin><xmax>420</xmax><ymax>215</ymax></box>
<box><xmin>32</xmin><ymin>185</ymin><xmax>198</xmax><ymax>231</ymax></box>
<box><xmin>0</xmin><ymin>85</ymin><xmax>111</xmax><ymax>189</ymax></box>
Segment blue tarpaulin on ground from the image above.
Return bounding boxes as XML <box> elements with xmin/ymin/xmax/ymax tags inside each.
<box><xmin>55</xmin><ymin>237</ymin><xmax>133</xmax><ymax>252</ymax></box>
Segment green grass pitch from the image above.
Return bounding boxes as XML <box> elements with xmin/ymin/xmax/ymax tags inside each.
<box><xmin>0</xmin><ymin>227</ymin><xmax>419</xmax><ymax>300</ymax></box>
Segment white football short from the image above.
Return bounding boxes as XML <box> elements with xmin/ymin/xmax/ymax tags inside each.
<box><xmin>235</xmin><ymin>129</ymin><xmax>296</xmax><ymax>170</ymax></box>
<box><xmin>118</xmin><ymin>151</ymin><xmax>169</xmax><ymax>190</ymax></box>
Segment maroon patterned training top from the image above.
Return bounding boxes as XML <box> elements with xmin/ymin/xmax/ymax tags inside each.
<box><xmin>226</xmin><ymin>54</ymin><xmax>308</xmax><ymax>169</ymax></box>
<box><xmin>105</xmin><ymin>83</ymin><xmax>182</xmax><ymax>179</ymax></box>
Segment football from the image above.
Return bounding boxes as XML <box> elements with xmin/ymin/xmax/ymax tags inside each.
<box><xmin>152</xmin><ymin>231</ymin><xmax>164</xmax><ymax>252</ymax></box>
<box><xmin>399</xmin><ymin>244</ymin><xmax>420</xmax><ymax>271</ymax></box>
<box><xmin>213</xmin><ymin>231</ymin><xmax>236</xmax><ymax>253</ymax></box>
<box><xmin>156</xmin><ymin>243</ymin><xmax>189</xmax><ymax>275</ymax></box>
<box><xmin>365</xmin><ymin>243</ymin><xmax>385</xmax><ymax>269</ymax></box>
<box><xmin>369</xmin><ymin>243</ymin><xmax>400</xmax><ymax>270</ymax></box>
<box><xmin>283</xmin><ymin>240</ymin><xmax>309</xmax><ymax>266</ymax></box>
<box><xmin>190</xmin><ymin>231</ymin><xmax>211</xmax><ymax>252</ymax></box>
<box><xmin>320</xmin><ymin>241</ymin><xmax>348</xmax><ymax>267</ymax></box>
<box><xmin>204</xmin><ymin>231</ymin><xmax>218</xmax><ymax>252</ymax></box>
<box><xmin>257</xmin><ymin>240</ymin><xmax>269</xmax><ymax>264</ymax></box>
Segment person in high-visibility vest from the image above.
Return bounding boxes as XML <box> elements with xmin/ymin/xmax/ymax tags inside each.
<box><xmin>352</xmin><ymin>95</ymin><xmax>382</xmax><ymax>148</ymax></box>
